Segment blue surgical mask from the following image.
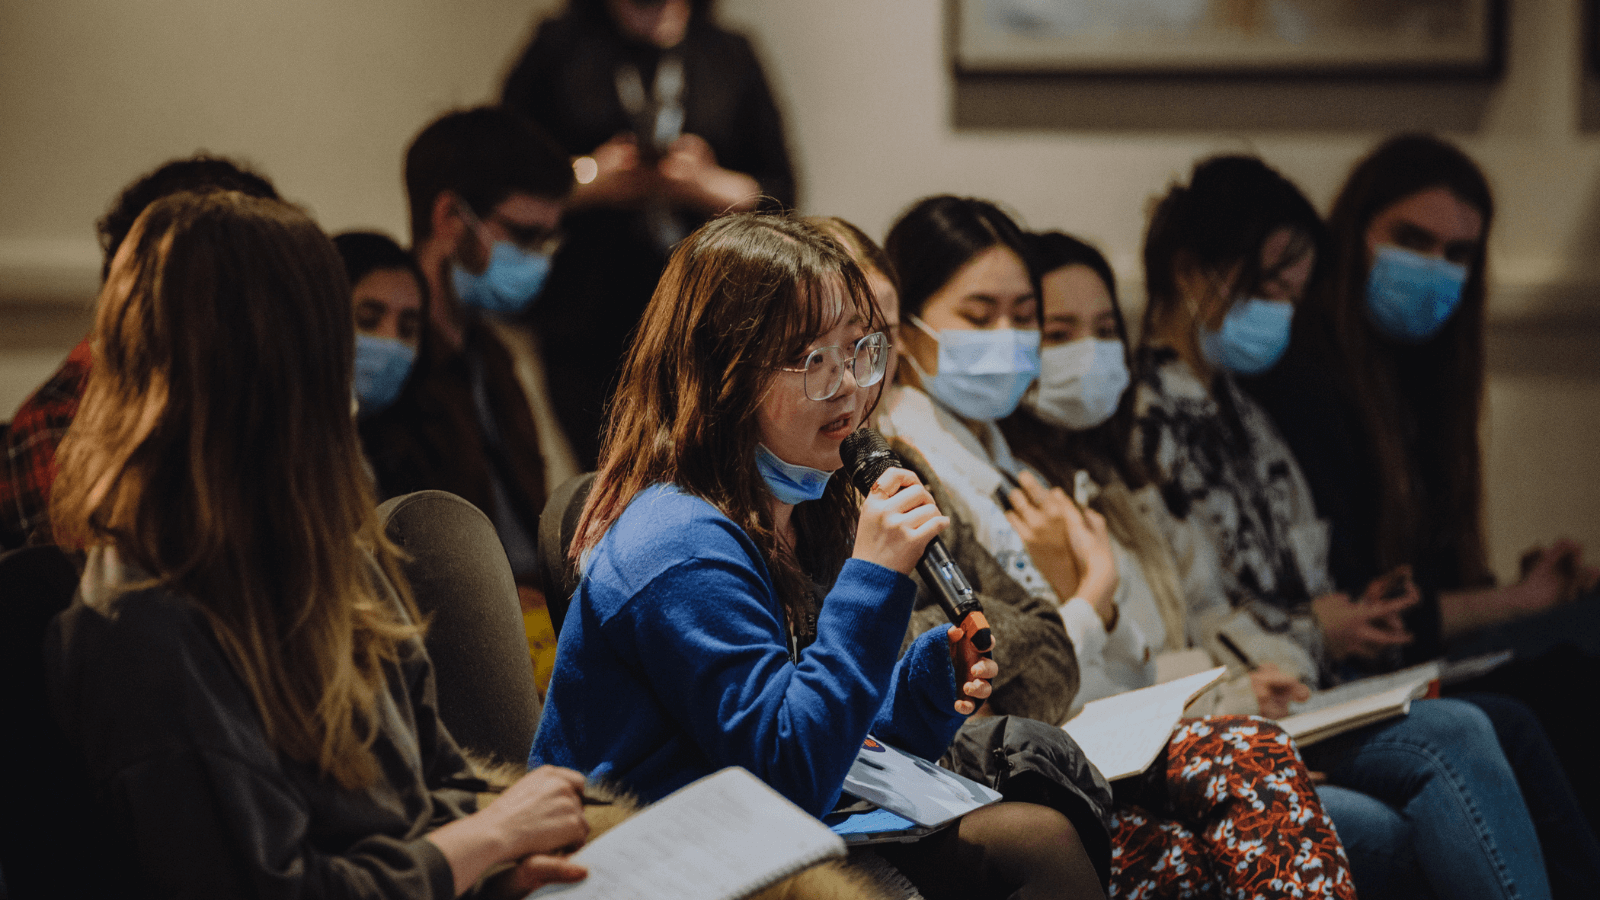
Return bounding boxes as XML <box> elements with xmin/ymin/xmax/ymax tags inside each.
<box><xmin>1200</xmin><ymin>298</ymin><xmax>1294</xmax><ymax>376</ymax></box>
<box><xmin>451</xmin><ymin>241</ymin><xmax>552</xmax><ymax>316</ymax></box>
<box><xmin>1365</xmin><ymin>244</ymin><xmax>1468</xmax><ymax>343</ymax></box>
<box><xmin>354</xmin><ymin>333</ymin><xmax>416</xmax><ymax>417</ymax></box>
<box><xmin>755</xmin><ymin>443</ymin><xmax>834</xmax><ymax>505</ymax></box>
<box><xmin>910</xmin><ymin>317</ymin><xmax>1041</xmax><ymax>422</ymax></box>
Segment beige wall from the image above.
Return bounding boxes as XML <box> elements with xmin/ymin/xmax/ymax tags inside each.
<box><xmin>1</xmin><ymin>0</ymin><xmax>1595</xmax><ymax>580</ymax></box>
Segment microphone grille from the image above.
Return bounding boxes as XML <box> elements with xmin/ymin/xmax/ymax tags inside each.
<box><xmin>840</xmin><ymin>428</ymin><xmax>899</xmax><ymax>495</ymax></box>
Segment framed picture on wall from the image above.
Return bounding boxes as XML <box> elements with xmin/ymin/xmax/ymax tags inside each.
<box><xmin>952</xmin><ymin>0</ymin><xmax>1506</xmax><ymax>77</ymax></box>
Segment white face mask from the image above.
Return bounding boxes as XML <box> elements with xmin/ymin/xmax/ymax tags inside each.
<box><xmin>1023</xmin><ymin>337</ymin><xmax>1129</xmax><ymax>430</ymax></box>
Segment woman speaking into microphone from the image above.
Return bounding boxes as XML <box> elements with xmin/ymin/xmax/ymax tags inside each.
<box><xmin>530</xmin><ymin>213</ymin><xmax>1104</xmax><ymax>899</ymax></box>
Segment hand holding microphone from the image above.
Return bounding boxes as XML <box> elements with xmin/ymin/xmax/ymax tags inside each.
<box><xmin>843</xmin><ymin>429</ymin><xmax>996</xmax><ymax>713</ymax></box>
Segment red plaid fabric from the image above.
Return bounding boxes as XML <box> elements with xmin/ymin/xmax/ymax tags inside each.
<box><xmin>1</xmin><ymin>337</ymin><xmax>91</xmax><ymax>549</ymax></box>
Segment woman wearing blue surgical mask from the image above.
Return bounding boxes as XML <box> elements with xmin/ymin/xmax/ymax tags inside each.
<box><xmin>1135</xmin><ymin>154</ymin><xmax>1590</xmax><ymax>900</ymax></box>
<box><xmin>879</xmin><ymin>197</ymin><xmax>1055</xmax><ymax>599</ymax></box>
<box><xmin>333</xmin><ymin>231</ymin><xmax>426</xmax><ymax>419</ymax></box>
<box><xmin>1244</xmin><ymin>135</ymin><xmax>1595</xmax><ymax>658</ymax></box>
<box><xmin>1240</xmin><ymin>136</ymin><xmax>1600</xmax><ymax>882</ymax></box>
<box><xmin>881</xmin><ymin>201</ymin><xmax>1363</xmax><ymax>898</ymax></box>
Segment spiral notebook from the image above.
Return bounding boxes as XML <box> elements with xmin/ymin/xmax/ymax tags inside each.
<box><xmin>526</xmin><ymin>767</ymin><xmax>844</xmax><ymax>900</ymax></box>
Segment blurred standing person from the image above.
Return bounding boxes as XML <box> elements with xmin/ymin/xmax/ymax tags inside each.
<box><xmin>502</xmin><ymin>0</ymin><xmax>797</xmax><ymax>466</ymax></box>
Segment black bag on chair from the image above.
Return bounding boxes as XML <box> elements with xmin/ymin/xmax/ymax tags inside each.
<box><xmin>940</xmin><ymin>715</ymin><xmax>1116</xmax><ymax>890</ymax></box>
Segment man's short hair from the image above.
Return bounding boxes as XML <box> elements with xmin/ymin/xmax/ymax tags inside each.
<box><xmin>404</xmin><ymin>106</ymin><xmax>574</xmax><ymax>242</ymax></box>
<box><xmin>96</xmin><ymin>154</ymin><xmax>279</xmax><ymax>281</ymax></box>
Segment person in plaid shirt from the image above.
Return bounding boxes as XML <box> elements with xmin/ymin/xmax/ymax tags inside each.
<box><xmin>0</xmin><ymin>155</ymin><xmax>278</xmax><ymax>550</ymax></box>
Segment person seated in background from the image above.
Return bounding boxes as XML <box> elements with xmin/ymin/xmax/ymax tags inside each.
<box><xmin>0</xmin><ymin>154</ymin><xmax>278</xmax><ymax>550</ymax></box>
<box><xmin>1244</xmin><ymin>135</ymin><xmax>1595</xmax><ymax>648</ymax></box>
<box><xmin>501</xmin><ymin>0</ymin><xmax>796</xmax><ymax>467</ymax></box>
<box><xmin>364</xmin><ymin>106</ymin><xmax>579</xmax><ymax>685</ymax></box>
<box><xmin>1133</xmin><ymin>153</ymin><xmax>1585</xmax><ymax>900</ymax></box>
<box><xmin>874</xmin><ymin>195</ymin><xmax>1356</xmax><ymax>899</ymax></box>
<box><xmin>332</xmin><ymin>231</ymin><xmax>427</xmax><ymax>421</ymax></box>
<box><xmin>1239</xmin><ymin>135</ymin><xmax>1600</xmax><ymax>836</ymax></box>
<box><xmin>46</xmin><ymin>189</ymin><xmax>590</xmax><ymax>898</ymax></box>
<box><xmin>999</xmin><ymin>230</ymin><xmax>1296</xmax><ymax>717</ymax></box>
<box><xmin>807</xmin><ymin>214</ymin><xmax>1081</xmax><ymax>728</ymax></box>
<box><xmin>530</xmin><ymin>212</ymin><xmax>1108</xmax><ymax>900</ymax></box>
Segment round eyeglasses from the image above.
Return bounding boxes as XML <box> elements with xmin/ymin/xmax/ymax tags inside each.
<box><xmin>777</xmin><ymin>332</ymin><xmax>889</xmax><ymax>401</ymax></box>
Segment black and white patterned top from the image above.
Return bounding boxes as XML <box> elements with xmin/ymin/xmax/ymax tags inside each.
<box><xmin>1133</xmin><ymin>347</ymin><xmax>1333</xmax><ymax>683</ymax></box>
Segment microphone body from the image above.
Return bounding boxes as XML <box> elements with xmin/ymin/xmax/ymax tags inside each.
<box><xmin>840</xmin><ymin>430</ymin><xmax>994</xmax><ymax>660</ymax></box>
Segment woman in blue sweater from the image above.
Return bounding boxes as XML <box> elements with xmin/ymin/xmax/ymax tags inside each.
<box><xmin>530</xmin><ymin>213</ymin><xmax>1104</xmax><ymax>899</ymax></box>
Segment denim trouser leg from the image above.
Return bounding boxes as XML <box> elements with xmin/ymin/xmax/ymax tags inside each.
<box><xmin>1304</xmin><ymin>698</ymin><xmax>1551</xmax><ymax>900</ymax></box>
<box><xmin>1457</xmin><ymin>691</ymin><xmax>1600</xmax><ymax>900</ymax></box>
<box><xmin>1316</xmin><ymin>784</ymin><xmax>1433</xmax><ymax>900</ymax></box>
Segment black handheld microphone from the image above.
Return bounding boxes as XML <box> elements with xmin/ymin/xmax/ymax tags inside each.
<box><xmin>840</xmin><ymin>429</ymin><xmax>993</xmax><ymax>655</ymax></box>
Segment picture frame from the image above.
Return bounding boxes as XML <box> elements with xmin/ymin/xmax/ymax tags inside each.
<box><xmin>952</xmin><ymin>0</ymin><xmax>1506</xmax><ymax>78</ymax></box>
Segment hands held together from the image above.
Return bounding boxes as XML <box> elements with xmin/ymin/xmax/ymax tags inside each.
<box><xmin>575</xmin><ymin>133</ymin><xmax>761</xmax><ymax>216</ymax></box>
<box><xmin>1003</xmin><ymin>470</ymin><xmax>1120</xmax><ymax>628</ymax></box>
<box><xmin>1313</xmin><ymin>566</ymin><xmax>1421</xmax><ymax>663</ymax></box>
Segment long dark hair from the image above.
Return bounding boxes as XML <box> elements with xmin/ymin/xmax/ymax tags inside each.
<box><xmin>573</xmin><ymin>213</ymin><xmax>883</xmax><ymax>632</ymax></box>
<box><xmin>53</xmin><ymin>191</ymin><xmax>420</xmax><ymax>791</ymax></box>
<box><xmin>1001</xmin><ymin>232</ymin><xmax>1189</xmax><ymax>649</ymax></box>
<box><xmin>1140</xmin><ymin>155</ymin><xmax>1325</xmax><ymax>363</ymax></box>
<box><xmin>885</xmin><ymin>195</ymin><xmax>1039</xmax><ymax>325</ymax></box>
<box><xmin>1002</xmin><ymin>231</ymin><xmax>1144</xmax><ymax>489</ymax></box>
<box><xmin>1302</xmin><ymin>134</ymin><xmax>1494</xmax><ymax>586</ymax></box>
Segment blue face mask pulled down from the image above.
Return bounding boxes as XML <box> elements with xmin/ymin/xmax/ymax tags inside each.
<box><xmin>1365</xmin><ymin>244</ymin><xmax>1469</xmax><ymax>343</ymax></box>
<box><xmin>911</xmin><ymin>317</ymin><xmax>1041</xmax><ymax>422</ymax></box>
<box><xmin>451</xmin><ymin>242</ymin><xmax>552</xmax><ymax>317</ymax></box>
<box><xmin>354</xmin><ymin>333</ymin><xmax>416</xmax><ymax>417</ymax></box>
<box><xmin>1200</xmin><ymin>298</ymin><xmax>1294</xmax><ymax>376</ymax></box>
<box><xmin>756</xmin><ymin>443</ymin><xmax>834</xmax><ymax>505</ymax></box>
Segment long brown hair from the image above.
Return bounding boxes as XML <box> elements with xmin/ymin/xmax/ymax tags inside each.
<box><xmin>572</xmin><ymin>213</ymin><xmax>883</xmax><ymax>632</ymax></box>
<box><xmin>52</xmin><ymin>191</ymin><xmax>420</xmax><ymax>790</ymax></box>
<box><xmin>1303</xmin><ymin>135</ymin><xmax>1493</xmax><ymax>587</ymax></box>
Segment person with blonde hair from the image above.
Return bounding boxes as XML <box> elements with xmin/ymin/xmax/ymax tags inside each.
<box><xmin>48</xmin><ymin>190</ymin><xmax>590</xmax><ymax>898</ymax></box>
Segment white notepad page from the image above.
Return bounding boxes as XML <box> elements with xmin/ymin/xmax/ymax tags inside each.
<box><xmin>527</xmin><ymin>767</ymin><xmax>845</xmax><ymax>900</ymax></box>
<box><xmin>1062</xmin><ymin>667</ymin><xmax>1227</xmax><ymax>781</ymax></box>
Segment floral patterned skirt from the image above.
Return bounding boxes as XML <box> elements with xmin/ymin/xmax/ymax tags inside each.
<box><xmin>1108</xmin><ymin>716</ymin><xmax>1355</xmax><ymax>900</ymax></box>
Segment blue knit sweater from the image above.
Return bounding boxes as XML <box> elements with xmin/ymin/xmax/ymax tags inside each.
<box><xmin>529</xmin><ymin>485</ymin><xmax>965</xmax><ymax>816</ymax></box>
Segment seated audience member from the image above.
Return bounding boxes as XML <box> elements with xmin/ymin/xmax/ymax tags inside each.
<box><xmin>999</xmin><ymin>230</ymin><xmax>1295</xmax><ymax>716</ymax></box>
<box><xmin>362</xmin><ymin>107</ymin><xmax>577</xmax><ymax>674</ymax></box>
<box><xmin>875</xmin><ymin>196</ymin><xmax>1355</xmax><ymax>899</ymax></box>
<box><xmin>808</xmin><ymin>215</ymin><xmax>1081</xmax><ymax>726</ymax></box>
<box><xmin>0</xmin><ymin>154</ymin><xmax>278</xmax><ymax>550</ymax></box>
<box><xmin>1133</xmin><ymin>155</ymin><xmax>1581</xmax><ymax>900</ymax></box>
<box><xmin>332</xmin><ymin>231</ymin><xmax>427</xmax><ymax>420</ymax></box>
<box><xmin>530</xmin><ymin>213</ymin><xmax>1108</xmax><ymax>900</ymax></box>
<box><xmin>1239</xmin><ymin>136</ymin><xmax>1600</xmax><ymax>833</ymax></box>
<box><xmin>46</xmin><ymin>190</ymin><xmax>590</xmax><ymax>898</ymax></box>
<box><xmin>1244</xmin><ymin>135</ymin><xmax>1594</xmax><ymax>644</ymax></box>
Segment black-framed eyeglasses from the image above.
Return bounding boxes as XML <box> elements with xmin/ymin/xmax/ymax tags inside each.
<box><xmin>777</xmin><ymin>332</ymin><xmax>889</xmax><ymax>401</ymax></box>
<box><xmin>456</xmin><ymin>198</ymin><xmax>563</xmax><ymax>255</ymax></box>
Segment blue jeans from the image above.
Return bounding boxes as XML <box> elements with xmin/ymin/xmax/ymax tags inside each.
<box><xmin>1316</xmin><ymin>785</ymin><xmax>1432</xmax><ymax>900</ymax></box>
<box><xmin>1306</xmin><ymin>698</ymin><xmax>1550</xmax><ymax>900</ymax></box>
